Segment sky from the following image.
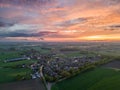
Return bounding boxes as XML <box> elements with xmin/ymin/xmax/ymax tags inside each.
<box><xmin>0</xmin><ymin>0</ymin><xmax>120</xmax><ymax>42</ymax></box>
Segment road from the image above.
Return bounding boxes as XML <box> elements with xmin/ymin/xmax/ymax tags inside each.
<box><xmin>40</xmin><ymin>65</ymin><xmax>54</xmax><ymax>90</ymax></box>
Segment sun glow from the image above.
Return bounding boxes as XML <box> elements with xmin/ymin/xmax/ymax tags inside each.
<box><xmin>62</xmin><ymin>30</ymin><xmax>78</xmax><ymax>33</ymax></box>
<box><xmin>80</xmin><ymin>34</ymin><xmax>120</xmax><ymax>41</ymax></box>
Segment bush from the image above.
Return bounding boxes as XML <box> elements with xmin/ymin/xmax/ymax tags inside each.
<box><xmin>15</xmin><ymin>74</ymin><xmax>25</xmax><ymax>81</ymax></box>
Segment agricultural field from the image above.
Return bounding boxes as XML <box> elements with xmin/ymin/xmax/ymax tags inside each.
<box><xmin>103</xmin><ymin>60</ymin><xmax>120</xmax><ymax>69</ymax></box>
<box><xmin>51</xmin><ymin>67</ymin><xmax>120</xmax><ymax>90</ymax></box>
<box><xmin>0</xmin><ymin>79</ymin><xmax>46</xmax><ymax>90</ymax></box>
<box><xmin>0</xmin><ymin>68</ymin><xmax>31</xmax><ymax>83</ymax></box>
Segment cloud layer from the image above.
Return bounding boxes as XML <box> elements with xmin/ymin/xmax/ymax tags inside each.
<box><xmin>0</xmin><ymin>0</ymin><xmax>120</xmax><ymax>41</ymax></box>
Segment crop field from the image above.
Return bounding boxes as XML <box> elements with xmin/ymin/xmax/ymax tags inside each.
<box><xmin>103</xmin><ymin>60</ymin><xmax>120</xmax><ymax>69</ymax></box>
<box><xmin>51</xmin><ymin>67</ymin><xmax>120</xmax><ymax>90</ymax></box>
<box><xmin>0</xmin><ymin>79</ymin><xmax>46</xmax><ymax>90</ymax></box>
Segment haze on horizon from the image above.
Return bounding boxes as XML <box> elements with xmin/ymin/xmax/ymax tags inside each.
<box><xmin>0</xmin><ymin>0</ymin><xmax>120</xmax><ymax>42</ymax></box>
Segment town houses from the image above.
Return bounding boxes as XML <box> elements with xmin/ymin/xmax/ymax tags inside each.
<box><xmin>4</xmin><ymin>49</ymin><xmax>102</xmax><ymax>81</ymax></box>
<box><xmin>25</xmin><ymin>50</ymin><xmax>102</xmax><ymax>81</ymax></box>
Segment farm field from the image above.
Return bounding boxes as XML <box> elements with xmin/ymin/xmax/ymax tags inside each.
<box><xmin>0</xmin><ymin>68</ymin><xmax>31</xmax><ymax>83</ymax></box>
<box><xmin>103</xmin><ymin>60</ymin><xmax>120</xmax><ymax>69</ymax></box>
<box><xmin>0</xmin><ymin>79</ymin><xmax>46</xmax><ymax>90</ymax></box>
<box><xmin>51</xmin><ymin>67</ymin><xmax>120</xmax><ymax>90</ymax></box>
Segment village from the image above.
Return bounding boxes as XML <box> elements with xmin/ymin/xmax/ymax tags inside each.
<box><xmin>18</xmin><ymin>49</ymin><xmax>102</xmax><ymax>81</ymax></box>
<box><xmin>4</xmin><ymin>49</ymin><xmax>102</xmax><ymax>82</ymax></box>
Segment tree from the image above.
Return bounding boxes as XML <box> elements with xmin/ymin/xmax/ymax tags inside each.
<box><xmin>60</xmin><ymin>71</ymin><xmax>71</xmax><ymax>77</ymax></box>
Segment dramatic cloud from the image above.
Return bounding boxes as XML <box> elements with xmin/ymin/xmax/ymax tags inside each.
<box><xmin>0</xmin><ymin>17</ymin><xmax>16</xmax><ymax>27</ymax></box>
<box><xmin>56</xmin><ymin>17</ymin><xmax>88</xmax><ymax>28</ymax></box>
<box><xmin>104</xmin><ymin>24</ymin><xmax>120</xmax><ymax>30</ymax></box>
<box><xmin>109</xmin><ymin>25</ymin><xmax>120</xmax><ymax>28</ymax></box>
<box><xmin>0</xmin><ymin>0</ymin><xmax>120</xmax><ymax>41</ymax></box>
<box><xmin>0</xmin><ymin>21</ymin><xmax>14</xmax><ymax>27</ymax></box>
<box><xmin>0</xmin><ymin>31</ymin><xmax>58</xmax><ymax>37</ymax></box>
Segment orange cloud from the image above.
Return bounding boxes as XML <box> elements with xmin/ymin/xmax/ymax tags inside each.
<box><xmin>0</xmin><ymin>0</ymin><xmax>120</xmax><ymax>41</ymax></box>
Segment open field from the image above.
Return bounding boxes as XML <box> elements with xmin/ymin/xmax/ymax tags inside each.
<box><xmin>0</xmin><ymin>79</ymin><xmax>46</xmax><ymax>90</ymax></box>
<box><xmin>51</xmin><ymin>67</ymin><xmax>120</xmax><ymax>90</ymax></box>
<box><xmin>103</xmin><ymin>60</ymin><xmax>120</xmax><ymax>69</ymax></box>
<box><xmin>0</xmin><ymin>68</ymin><xmax>31</xmax><ymax>83</ymax></box>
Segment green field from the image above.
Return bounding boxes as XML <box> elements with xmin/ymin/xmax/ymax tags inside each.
<box><xmin>51</xmin><ymin>67</ymin><xmax>120</xmax><ymax>90</ymax></box>
<box><xmin>0</xmin><ymin>68</ymin><xmax>31</xmax><ymax>83</ymax></box>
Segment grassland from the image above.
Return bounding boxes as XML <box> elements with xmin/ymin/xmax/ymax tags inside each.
<box><xmin>51</xmin><ymin>67</ymin><xmax>120</xmax><ymax>90</ymax></box>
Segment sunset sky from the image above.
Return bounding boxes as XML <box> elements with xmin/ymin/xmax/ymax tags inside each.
<box><xmin>0</xmin><ymin>0</ymin><xmax>120</xmax><ymax>42</ymax></box>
